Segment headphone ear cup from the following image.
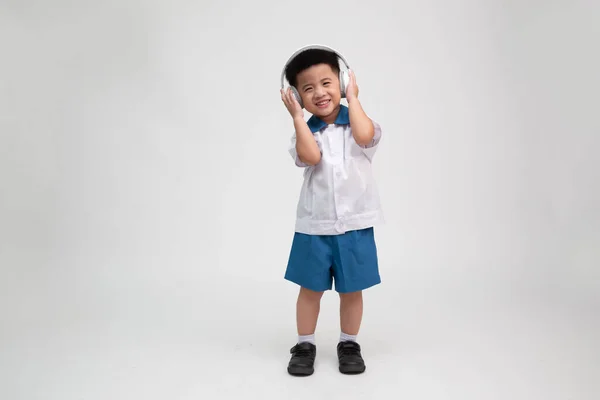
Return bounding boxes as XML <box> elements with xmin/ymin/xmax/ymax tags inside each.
<box><xmin>339</xmin><ymin>70</ymin><xmax>350</xmax><ymax>98</ymax></box>
<box><xmin>291</xmin><ymin>86</ymin><xmax>303</xmax><ymax>108</ymax></box>
<box><xmin>340</xmin><ymin>71</ymin><xmax>350</xmax><ymax>98</ymax></box>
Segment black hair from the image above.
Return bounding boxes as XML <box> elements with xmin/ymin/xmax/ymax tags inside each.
<box><xmin>285</xmin><ymin>48</ymin><xmax>340</xmax><ymax>88</ymax></box>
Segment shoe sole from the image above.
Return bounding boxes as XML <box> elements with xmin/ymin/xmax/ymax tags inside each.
<box><xmin>288</xmin><ymin>366</ymin><xmax>314</xmax><ymax>376</ymax></box>
<box><xmin>339</xmin><ymin>365</ymin><xmax>366</xmax><ymax>374</ymax></box>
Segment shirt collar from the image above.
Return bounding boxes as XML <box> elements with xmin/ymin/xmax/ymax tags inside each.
<box><xmin>306</xmin><ymin>104</ymin><xmax>350</xmax><ymax>133</ymax></box>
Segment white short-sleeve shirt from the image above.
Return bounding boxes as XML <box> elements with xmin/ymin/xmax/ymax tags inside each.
<box><xmin>289</xmin><ymin>105</ymin><xmax>384</xmax><ymax>235</ymax></box>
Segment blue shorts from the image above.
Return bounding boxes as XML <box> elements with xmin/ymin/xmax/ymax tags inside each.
<box><xmin>284</xmin><ymin>227</ymin><xmax>381</xmax><ymax>293</ymax></box>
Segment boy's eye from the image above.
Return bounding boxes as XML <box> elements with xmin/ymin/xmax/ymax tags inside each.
<box><xmin>324</xmin><ymin>82</ymin><xmax>330</xmax><ymax>86</ymax></box>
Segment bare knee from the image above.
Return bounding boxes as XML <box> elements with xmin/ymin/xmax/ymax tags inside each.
<box><xmin>339</xmin><ymin>291</ymin><xmax>362</xmax><ymax>304</ymax></box>
<box><xmin>299</xmin><ymin>287</ymin><xmax>325</xmax><ymax>303</ymax></box>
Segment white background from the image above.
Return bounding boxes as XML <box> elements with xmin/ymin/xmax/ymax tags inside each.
<box><xmin>1</xmin><ymin>0</ymin><xmax>599</xmax><ymax>399</ymax></box>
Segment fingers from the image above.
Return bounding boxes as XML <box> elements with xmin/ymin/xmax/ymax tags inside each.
<box><xmin>289</xmin><ymin>89</ymin><xmax>299</xmax><ymax>106</ymax></box>
<box><xmin>347</xmin><ymin>69</ymin><xmax>358</xmax><ymax>97</ymax></box>
<box><xmin>281</xmin><ymin>88</ymin><xmax>292</xmax><ymax>106</ymax></box>
<box><xmin>286</xmin><ymin>88</ymin><xmax>299</xmax><ymax>107</ymax></box>
<box><xmin>281</xmin><ymin>87</ymin><xmax>301</xmax><ymax>115</ymax></box>
<box><xmin>281</xmin><ymin>87</ymin><xmax>290</xmax><ymax>100</ymax></box>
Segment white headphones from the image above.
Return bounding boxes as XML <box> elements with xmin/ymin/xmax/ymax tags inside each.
<box><xmin>280</xmin><ymin>44</ymin><xmax>351</xmax><ymax>109</ymax></box>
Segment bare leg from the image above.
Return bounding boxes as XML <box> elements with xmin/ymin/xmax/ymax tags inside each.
<box><xmin>337</xmin><ymin>291</ymin><xmax>366</xmax><ymax>374</ymax></box>
<box><xmin>339</xmin><ymin>291</ymin><xmax>363</xmax><ymax>335</ymax></box>
<box><xmin>297</xmin><ymin>287</ymin><xmax>325</xmax><ymax>335</ymax></box>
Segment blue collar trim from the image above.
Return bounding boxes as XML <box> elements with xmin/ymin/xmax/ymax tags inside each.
<box><xmin>306</xmin><ymin>104</ymin><xmax>350</xmax><ymax>133</ymax></box>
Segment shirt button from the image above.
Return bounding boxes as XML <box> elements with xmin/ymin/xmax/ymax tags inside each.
<box><xmin>334</xmin><ymin>219</ymin><xmax>345</xmax><ymax>233</ymax></box>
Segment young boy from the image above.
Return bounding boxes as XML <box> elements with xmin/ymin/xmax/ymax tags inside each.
<box><xmin>280</xmin><ymin>47</ymin><xmax>384</xmax><ymax>376</ymax></box>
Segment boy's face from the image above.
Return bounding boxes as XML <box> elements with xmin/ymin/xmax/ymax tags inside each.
<box><xmin>295</xmin><ymin>63</ymin><xmax>341</xmax><ymax>123</ymax></box>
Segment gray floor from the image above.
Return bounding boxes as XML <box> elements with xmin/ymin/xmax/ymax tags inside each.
<box><xmin>2</xmin><ymin>282</ymin><xmax>598</xmax><ymax>400</ymax></box>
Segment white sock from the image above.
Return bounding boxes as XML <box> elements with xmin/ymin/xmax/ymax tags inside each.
<box><xmin>340</xmin><ymin>332</ymin><xmax>357</xmax><ymax>342</ymax></box>
<box><xmin>298</xmin><ymin>334</ymin><xmax>315</xmax><ymax>345</ymax></box>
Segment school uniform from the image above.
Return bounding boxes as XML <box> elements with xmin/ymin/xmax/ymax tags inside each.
<box><xmin>285</xmin><ymin>104</ymin><xmax>384</xmax><ymax>293</ymax></box>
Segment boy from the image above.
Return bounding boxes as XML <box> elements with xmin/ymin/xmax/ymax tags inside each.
<box><xmin>280</xmin><ymin>46</ymin><xmax>384</xmax><ymax>376</ymax></box>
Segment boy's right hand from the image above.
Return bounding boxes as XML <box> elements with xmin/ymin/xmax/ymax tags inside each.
<box><xmin>281</xmin><ymin>88</ymin><xmax>304</xmax><ymax>120</ymax></box>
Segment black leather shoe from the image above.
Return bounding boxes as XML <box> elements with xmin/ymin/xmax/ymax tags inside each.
<box><xmin>337</xmin><ymin>341</ymin><xmax>366</xmax><ymax>374</ymax></box>
<box><xmin>288</xmin><ymin>342</ymin><xmax>316</xmax><ymax>376</ymax></box>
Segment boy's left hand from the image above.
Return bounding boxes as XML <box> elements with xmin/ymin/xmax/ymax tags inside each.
<box><xmin>346</xmin><ymin>69</ymin><xmax>359</xmax><ymax>102</ymax></box>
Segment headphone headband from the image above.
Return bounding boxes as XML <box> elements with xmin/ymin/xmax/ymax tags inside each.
<box><xmin>280</xmin><ymin>44</ymin><xmax>351</xmax><ymax>89</ymax></box>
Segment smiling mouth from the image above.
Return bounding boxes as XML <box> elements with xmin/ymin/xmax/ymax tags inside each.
<box><xmin>316</xmin><ymin>99</ymin><xmax>330</xmax><ymax>108</ymax></box>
